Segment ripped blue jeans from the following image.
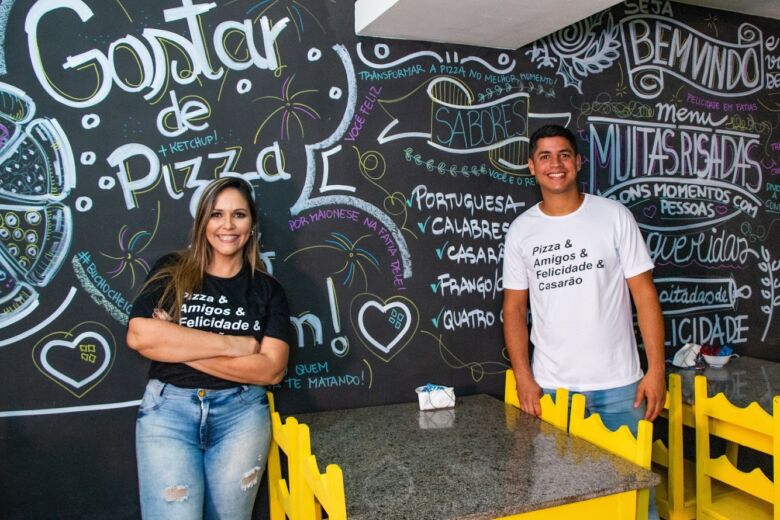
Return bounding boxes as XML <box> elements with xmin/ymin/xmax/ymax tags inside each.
<box><xmin>135</xmin><ymin>379</ymin><xmax>270</xmax><ymax>520</ymax></box>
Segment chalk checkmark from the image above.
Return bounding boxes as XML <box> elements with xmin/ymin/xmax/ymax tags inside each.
<box><xmin>417</xmin><ymin>216</ymin><xmax>431</xmax><ymax>233</ymax></box>
<box><xmin>430</xmin><ymin>279</ymin><xmax>441</xmax><ymax>293</ymax></box>
<box><xmin>435</xmin><ymin>241</ymin><xmax>449</xmax><ymax>259</ymax></box>
<box><xmin>431</xmin><ymin>307</ymin><xmax>445</xmax><ymax>328</ymax></box>
<box><xmin>406</xmin><ymin>196</ymin><xmax>413</xmax><ymax>207</ymax></box>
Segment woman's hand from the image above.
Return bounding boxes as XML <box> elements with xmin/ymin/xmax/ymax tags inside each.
<box><xmin>149</xmin><ymin>308</ymin><xmax>259</xmax><ymax>358</ymax></box>
<box><xmin>226</xmin><ymin>335</ymin><xmax>261</xmax><ymax>358</ymax></box>
<box><xmin>186</xmin><ymin>337</ymin><xmax>290</xmax><ymax>385</ymax></box>
<box><xmin>152</xmin><ymin>308</ymin><xmax>174</xmax><ymax>321</ymax></box>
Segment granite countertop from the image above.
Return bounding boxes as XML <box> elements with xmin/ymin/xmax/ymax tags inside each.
<box><xmin>293</xmin><ymin>394</ymin><xmax>658</xmax><ymax>520</ymax></box>
<box><xmin>668</xmin><ymin>355</ymin><xmax>780</xmax><ymax>412</ymax></box>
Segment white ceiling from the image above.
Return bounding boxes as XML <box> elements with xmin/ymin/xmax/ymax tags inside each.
<box><xmin>355</xmin><ymin>0</ymin><xmax>779</xmax><ymax>50</ymax></box>
<box><xmin>677</xmin><ymin>0</ymin><xmax>779</xmax><ymax>20</ymax></box>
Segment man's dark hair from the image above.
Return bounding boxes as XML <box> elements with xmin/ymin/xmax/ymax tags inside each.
<box><xmin>529</xmin><ymin>124</ymin><xmax>579</xmax><ymax>157</ymax></box>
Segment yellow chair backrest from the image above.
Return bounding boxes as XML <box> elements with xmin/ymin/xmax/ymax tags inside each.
<box><xmin>267</xmin><ymin>392</ymin><xmax>286</xmax><ymax>520</ymax></box>
<box><xmin>694</xmin><ymin>374</ymin><xmax>780</xmax><ymax>519</ymax></box>
<box><xmin>504</xmin><ymin>369</ymin><xmax>569</xmax><ymax>431</ymax></box>
<box><xmin>267</xmin><ymin>397</ymin><xmax>315</xmax><ymax>520</ymax></box>
<box><xmin>650</xmin><ymin>373</ymin><xmax>697</xmax><ymax>520</ymax></box>
<box><xmin>299</xmin><ymin>424</ymin><xmax>348</xmax><ymax>520</ymax></box>
<box><xmin>569</xmin><ymin>393</ymin><xmax>653</xmax><ymax>520</ymax></box>
<box><xmin>650</xmin><ymin>375</ymin><xmax>676</xmax><ymax>467</ymax></box>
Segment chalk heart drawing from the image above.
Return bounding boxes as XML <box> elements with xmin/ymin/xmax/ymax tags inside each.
<box><xmin>350</xmin><ymin>294</ymin><xmax>419</xmax><ymax>362</ymax></box>
<box><xmin>36</xmin><ymin>330</ymin><xmax>112</xmax><ymax>398</ymax></box>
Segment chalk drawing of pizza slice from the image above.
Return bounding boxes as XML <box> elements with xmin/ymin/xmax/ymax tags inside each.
<box><xmin>0</xmin><ymin>119</ymin><xmax>75</xmax><ymax>203</ymax></box>
<box><xmin>0</xmin><ymin>82</ymin><xmax>75</xmax><ymax>326</ymax></box>
<box><xmin>0</xmin><ymin>251</ymin><xmax>36</xmax><ymax>327</ymax></box>
<box><xmin>0</xmin><ymin>82</ymin><xmax>34</xmax><ymax>145</ymax></box>
<box><xmin>350</xmin><ymin>293</ymin><xmax>419</xmax><ymax>363</ymax></box>
<box><xmin>0</xmin><ymin>202</ymin><xmax>71</xmax><ymax>286</ymax></box>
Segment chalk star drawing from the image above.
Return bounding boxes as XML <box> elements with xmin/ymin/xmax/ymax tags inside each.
<box><xmin>100</xmin><ymin>201</ymin><xmax>161</xmax><ymax>287</ymax></box>
<box><xmin>285</xmin><ymin>231</ymin><xmax>379</xmax><ymax>289</ymax></box>
<box><xmin>350</xmin><ymin>293</ymin><xmax>418</xmax><ymax>363</ymax></box>
<box><xmin>253</xmin><ymin>74</ymin><xmax>321</xmax><ymax>143</ymax></box>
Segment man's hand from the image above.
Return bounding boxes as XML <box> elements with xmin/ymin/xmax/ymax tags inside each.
<box><xmin>516</xmin><ymin>372</ymin><xmax>543</xmax><ymax>417</ymax></box>
<box><xmin>627</xmin><ymin>270</ymin><xmax>666</xmax><ymax>421</ymax></box>
<box><xmin>634</xmin><ymin>369</ymin><xmax>666</xmax><ymax>421</ymax></box>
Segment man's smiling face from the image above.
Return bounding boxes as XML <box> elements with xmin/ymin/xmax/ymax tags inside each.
<box><xmin>528</xmin><ymin>136</ymin><xmax>582</xmax><ymax>197</ymax></box>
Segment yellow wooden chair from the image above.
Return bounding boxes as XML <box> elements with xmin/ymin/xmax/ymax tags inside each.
<box><xmin>651</xmin><ymin>373</ymin><xmax>696</xmax><ymax>520</ymax></box>
<box><xmin>267</xmin><ymin>393</ymin><xmax>314</xmax><ymax>520</ymax></box>
<box><xmin>569</xmin><ymin>393</ymin><xmax>653</xmax><ymax>520</ymax></box>
<box><xmin>694</xmin><ymin>374</ymin><xmax>780</xmax><ymax>519</ymax></box>
<box><xmin>267</xmin><ymin>392</ymin><xmax>287</xmax><ymax>519</ymax></box>
<box><xmin>298</xmin><ymin>424</ymin><xmax>348</xmax><ymax>520</ymax></box>
<box><xmin>504</xmin><ymin>369</ymin><xmax>569</xmax><ymax>431</ymax></box>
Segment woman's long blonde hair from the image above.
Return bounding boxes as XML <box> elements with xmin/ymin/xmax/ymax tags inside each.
<box><xmin>144</xmin><ymin>177</ymin><xmax>263</xmax><ymax>321</ymax></box>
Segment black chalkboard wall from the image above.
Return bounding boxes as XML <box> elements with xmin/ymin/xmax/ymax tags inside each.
<box><xmin>0</xmin><ymin>0</ymin><xmax>778</xmax><ymax>517</ymax></box>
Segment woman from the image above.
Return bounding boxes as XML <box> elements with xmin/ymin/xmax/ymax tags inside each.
<box><xmin>127</xmin><ymin>177</ymin><xmax>290</xmax><ymax>519</ymax></box>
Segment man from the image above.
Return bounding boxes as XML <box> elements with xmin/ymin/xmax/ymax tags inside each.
<box><xmin>502</xmin><ymin>124</ymin><xmax>665</xmax><ymax>432</ymax></box>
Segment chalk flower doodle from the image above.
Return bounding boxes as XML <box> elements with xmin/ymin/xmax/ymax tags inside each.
<box><xmin>526</xmin><ymin>11</ymin><xmax>621</xmax><ymax>94</ymax></box>
<box><xmin>284</xmin><ymin>231</ymin><xmax>380</xmax><ymax>289</ymax></box>
<box><xmin>759</xmin><ymin>246</ymin><xmax>780</xmax><ymax>341</ymax></box>
<box><xmin>102</xmin><ymin>228</ymin><xmax>153</xmax><ymax>284</ymax></box>
<box><xmin>32</xmin><ymin>321</ymin><xmax>115</xmax><ymax>398</ymax></box>
<box><xmin>100</xmin><ymin>204</ymin><xmax>161</xmax><ymax>287</ymax></box>
<box><xmin>0</xmin><ymin>83</ymin><xmax>75</xmax><ymax>328</ymax></box>
<box><xmin>349</xmin><ymin>293</ymin><xmax>419</xmax><ymax>363</ymax></box>
<box><xmin>253</xmin><ymin>74</ymin><xmax>321</xmax><ymax>142</ymax></box>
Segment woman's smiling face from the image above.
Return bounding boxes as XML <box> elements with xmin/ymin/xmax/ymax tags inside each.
<box><xmin>205</xmin><ymin>187</ymin><xmax>253</xmax><ymax>268</ymax></box>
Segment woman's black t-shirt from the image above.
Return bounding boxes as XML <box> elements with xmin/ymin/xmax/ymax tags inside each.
<box><xmin>129</xmin><ymin>254</ymin><xmax>291</xmax><ymax>389</ymax></box>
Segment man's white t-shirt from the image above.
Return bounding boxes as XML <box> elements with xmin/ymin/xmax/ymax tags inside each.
<box><xmin>502</xmin><ymin>194</ymin><xmax>655</xmax><ymax>391</ymax></box>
